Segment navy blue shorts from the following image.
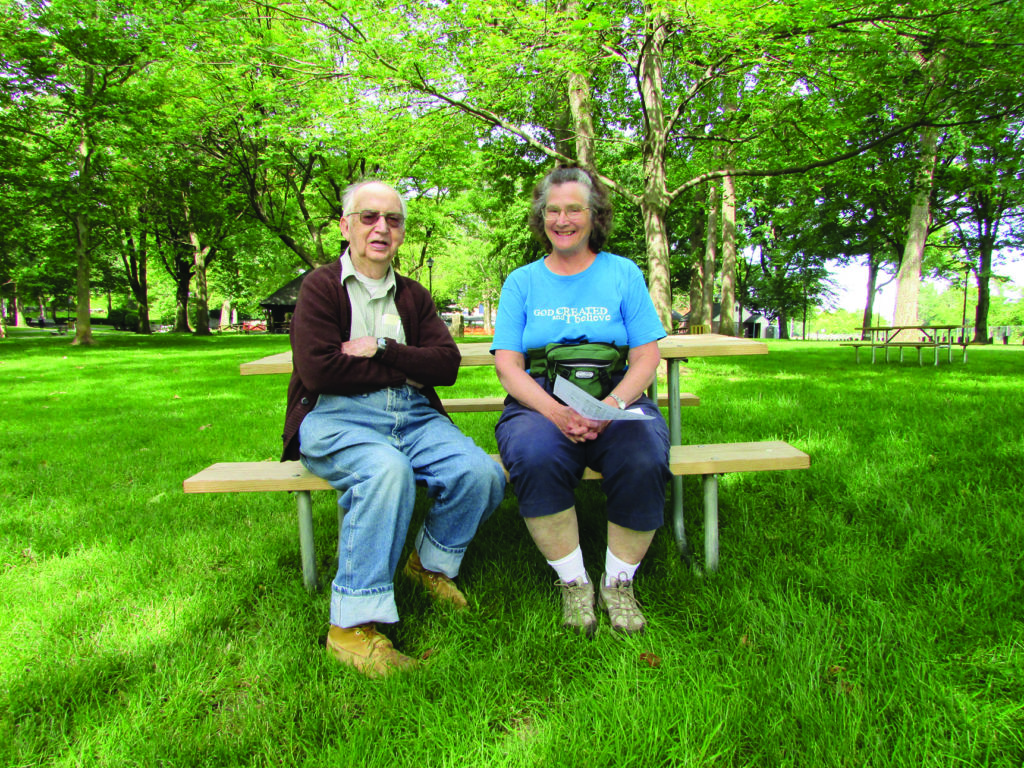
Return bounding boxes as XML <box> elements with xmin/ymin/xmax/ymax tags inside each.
<box><xmin>495</xmin><ymin>379</ymin><xmax>671</xmax><ymax>531</ymax></box>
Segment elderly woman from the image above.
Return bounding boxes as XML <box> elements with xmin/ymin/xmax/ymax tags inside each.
<box><xmin>490</xmin><ymin>165</ymin><xmax>671</xmax><ymax>636</ymax></box>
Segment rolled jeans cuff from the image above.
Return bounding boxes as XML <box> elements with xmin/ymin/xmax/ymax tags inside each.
<box><xmin>330</xmin><ymin>586</ymin><xmax>399</xmax><ymax>629</ymax></box>
<box><xmin>415</xmin><ymin>525</ymin><xmax>464</xmax><ymax>580</ymax></box>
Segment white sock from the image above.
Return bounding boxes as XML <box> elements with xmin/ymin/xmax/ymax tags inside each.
<box><xmin>604</xmin><ymin>548</ymin><xmax>640</xmax><ymax>586</ymax></box>
<box><xmin>547</xmin><ymin>547</ymin><xmax>588</xmax><ymax>584</ymax></box>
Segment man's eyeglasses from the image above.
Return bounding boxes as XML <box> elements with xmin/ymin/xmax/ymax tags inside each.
<box><xmin>349</xmin><ymin>210</ymin><xmax>406</xmax><ymax>228</ymax></box>
<box><xmin>544</xmin><ymin>205</ymin><xmax>590</xmax><ymax>221</ymax></box>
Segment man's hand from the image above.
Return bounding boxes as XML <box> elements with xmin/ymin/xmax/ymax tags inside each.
<box><xmin>342</xmin><ymin>336</ymin><xmax>378</xmax><ymax>358</ymax></box>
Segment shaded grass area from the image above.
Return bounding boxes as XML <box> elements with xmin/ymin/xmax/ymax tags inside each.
<box><xmin>2</xmin><ymin>335</ymin><xmax>1022</xmax><ymax>766</ymax></box>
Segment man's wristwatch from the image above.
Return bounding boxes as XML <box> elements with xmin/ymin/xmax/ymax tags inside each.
<box><xmin>609</xmin><ymin>393</ymin><xmax>627</xmax><ymax>410</ymax></box>
<box><xmin>374</xmin><ymin>337</ymin><xmax>388</xmax><ymax>358</ymax></box>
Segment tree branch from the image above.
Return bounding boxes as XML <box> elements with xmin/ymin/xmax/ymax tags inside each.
<box><xmin>669</xmin><ymin>120</ymin><xmax>929</xmax><ymax>200</ymax></box>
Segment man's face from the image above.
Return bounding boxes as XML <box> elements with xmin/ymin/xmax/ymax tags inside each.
<box><xmin>340</xmin><ymin>183</ymin><xmax>406</xmax><ymax>277</ymax></box>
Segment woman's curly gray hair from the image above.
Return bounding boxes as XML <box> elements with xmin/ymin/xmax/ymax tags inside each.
<box><xmin>528</xmin><ymin>166</ymin><xmax>613</xmax><ymax>254</ymax></box>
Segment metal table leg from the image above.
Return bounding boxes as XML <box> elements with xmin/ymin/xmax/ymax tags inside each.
<box><xmin>667</xmin><ymin>359</ymin><xmax>690</xmax><ymax>564</ymax></box>
<box><xmin>703</xmin><ymin>474</ymin><xmax>719</xmax><ymax>572</ymax></box>
<box><xmin>296</xmin><ymin>490</ymin><xmax>319</xmax><ymax>591</ymax></box>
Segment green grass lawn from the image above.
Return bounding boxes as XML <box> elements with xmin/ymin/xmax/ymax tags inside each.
<box><xmin>2</xmin><ymin>333</ymin><xmax>1022</xmax><ymax>767</ymax></box>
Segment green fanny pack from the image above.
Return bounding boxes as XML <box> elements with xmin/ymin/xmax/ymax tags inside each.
<box><xmin>527</xmin><ymin>341</ymin><xmax>628</xmax><ymax>400</ymax></box>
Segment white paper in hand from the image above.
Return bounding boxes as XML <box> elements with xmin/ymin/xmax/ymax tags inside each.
<box><xmin>553</xmin><ymin>376</ymin><xmax>653</xmax><ymax>421</ymax></box>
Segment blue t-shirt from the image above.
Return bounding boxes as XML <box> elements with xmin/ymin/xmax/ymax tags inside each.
<box><xmin>491</xmin><ymin>251</ymin><xmax>666</xmax><ymax>360</ymax></box>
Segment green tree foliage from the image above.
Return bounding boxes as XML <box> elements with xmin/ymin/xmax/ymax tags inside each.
<box><xmin>942</xmin><ymin>122</ymin><xmax>1024</xmax><ymax>342</ymax></box>
<box><xmin>743</xmin><ymin>176</ymin><xmax>839</xmax><ymax>337</ymax></box>
<box><xmin>0</xmin><ymin>0</ymin><xmax>178</xmax><ymax>343</ymax></box>
<box><xmin>275</xmin><ymin>0</ymin><xmax>1023</xmax><ymax>333</ymax></box>
<box><xmin>3</xmin><ymin>0</ymin><xmax>1023</xmax><ymax>343</ymax></box>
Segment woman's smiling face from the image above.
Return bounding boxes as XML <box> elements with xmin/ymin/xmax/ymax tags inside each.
<box><xmin>543</xmin><ymin>182</ymin><xmax>593</xmax><ymax>258</ymax></box>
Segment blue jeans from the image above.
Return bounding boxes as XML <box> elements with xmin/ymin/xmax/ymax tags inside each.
<box><xmin>299</xmin><ymin>386</ymin><xmax>506</xmax><ymax>628</ymax></box>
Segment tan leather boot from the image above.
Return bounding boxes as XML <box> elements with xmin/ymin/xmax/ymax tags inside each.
<box><xmin>402</xmin><ymin>550</ymin><xmax>469</xmax><ymax>609</ymax></box>
<box><xmin>325</xmin><ymin>624</ymin><xmax>418</xmax><ymax>678</ymax></box>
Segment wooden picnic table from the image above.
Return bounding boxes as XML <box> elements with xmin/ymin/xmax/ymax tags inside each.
<box><xmin>239</xmin><ymin>334</ymin><xmax>767</xmax><ymax>374</ymax></box>
<box><xmin>240</xmin><ymin>333</ymin><xmax>769</xmax><ymax>562</ymax></box>
<box><xmin>841</xmin><ymin>324</ymin><xmax>967</xmax><ymax>365</ymax></box>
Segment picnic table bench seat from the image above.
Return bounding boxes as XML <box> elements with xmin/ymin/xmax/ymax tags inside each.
<box><xmin>839</xmin><ymin>340</ymin><xmax>968</xmax><ymax>364</ymax></box>
<box><xmin>184</xmin><ymin>440</ymin><xmax>809</xmax><ymax>589</ymax></box>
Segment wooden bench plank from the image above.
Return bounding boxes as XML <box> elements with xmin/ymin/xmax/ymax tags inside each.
<box><xmin>183</xmin><ymin>441</ymin><xmax>808</xmax><ymax>494</ymax></box>
<box><xmin>668</xmin><ymin>440</ymin><xmax>809</xmax><ymax>474</ymax></box>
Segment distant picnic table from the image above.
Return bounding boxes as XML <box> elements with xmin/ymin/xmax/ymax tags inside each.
<box><xmin>840</xmin><ymin>324</ymin><xmax>968</xmax><ymax>365</ymax></box>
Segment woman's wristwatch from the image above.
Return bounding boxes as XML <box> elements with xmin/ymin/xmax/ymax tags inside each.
<box><xmin>609</xmin><ymin>393</ymin><xmax>627</xmax><ymax>410</ymax></box>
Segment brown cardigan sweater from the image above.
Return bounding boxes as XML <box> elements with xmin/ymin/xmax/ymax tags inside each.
<box><xmin>281</xmin><ymin>260</ymin><xmax>460</xmax><ymax>461</ymax></box>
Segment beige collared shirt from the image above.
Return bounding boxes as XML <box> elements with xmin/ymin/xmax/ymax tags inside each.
<box><xmin>339</xmin><ymin>250</ymin><xmax>405</xmax><ymax>343</ymax></box>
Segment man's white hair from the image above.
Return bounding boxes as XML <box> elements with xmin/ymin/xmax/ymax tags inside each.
<box><xmin>342</xmin><ymin>180</ymin><xmax>407</xmax><ymax>218</ymax></box>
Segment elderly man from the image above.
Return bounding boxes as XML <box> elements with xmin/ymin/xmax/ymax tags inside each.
<box><xmin>282</xmin><ymin>180</ymin><xmax>506</xmax><ymax>677</ymax></box>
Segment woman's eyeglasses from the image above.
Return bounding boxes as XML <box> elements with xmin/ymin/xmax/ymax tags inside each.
<box><xmin>544</xmin><ymin>205</ymin><xmax>590</xmax><ymax>221</ymax></box>
<box><xmin>349</xmin><ymin>210</ymin><xmax>406</xmax><ymax>228</ymax></box>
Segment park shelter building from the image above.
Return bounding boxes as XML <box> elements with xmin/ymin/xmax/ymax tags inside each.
<box><xmin>259</xmin><ymin>272</ymin><xmax>307</xmax><ymax>334</ymax></box>
<box><xmin>679</xmin><ymin>303</ymin><xmax>769</xmax><ymax>338</ymax></box>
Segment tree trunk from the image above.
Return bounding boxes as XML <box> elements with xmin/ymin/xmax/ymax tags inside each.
<box><xmin>568</xmin><ymin>69</ymin><xmax>595</xmax><ymax>169</ymax></box>
<box><xmin>183</xmin><ymin>190</ymin><xmax>214</xmax><ymax>336</ymax></box>
<box><xmin>220</xmin><ymin>299</ymin><xmax>232</xmax><ymax>329</ymax></box>
<box><xmin>778</xmin><ymin>311</ymin><xmax>789</xmax><ymax>340</ymax></box>
<box><xmin>483</xmin><ymin>297</ymin><xmax>494</xmax><ymax>334</ymax></box>
<box><xmin>973</xmin><ymin>234</ymin><xmax>994</xmax><ymax>343</ymax></box>
<box><xmin>564</xmin><ymin>1</ymin><xmax>596</xmax><ymax>172</ymax></box>
<box><xmin>717</xmin><ymin>81</ymin><xmax>739</xmax><ymax>337</ymax></box>
<box><xmin>169</xmin><ymin>252</ymin><xmax>193</xmax><ymax>332</ymax></box>
<box><xmin>565</xmin><ymin>0</ymin><xmax>595</xmax><ymax>167</ymax></box>
<box><xmin>688</xmin><ymin>266</ymin><xmax>703</xmax><ymax>327</ymax></box>
<box><xmin>702</xmin><ymin>182</ymin><xmax>719</xmax><ymax>328</ymax></box>
<box><xmin>551</xmin><ymin>102</ymin><xmax>575</xmax><ymax>161</ymax></box>
<box><xmin>71</xmin><ymin>70</ymin><xmax>95</xmax><ymax>347</ymax></box>
<box><xmin>121</xmin><ymin>223</ymin><xmax>152</xmax><ymax>334</ymax></box>
<box><xmin>687</xmin><ymin>209</ymin><xmax>705</xmax><ymax>327</ymax></box>
<box><xmin>136</xmin><ymin>302</ymin><xmax>151</xmax><ymax>335</ymax></box>
<box><xmin>636</xmin><ymin>14</ymin><xmax>673</xmax><ymax>330</ymax></box>
<box><xmin>72</xmin><ymin>212</ymin><xmax>94</xmax><ymax>345</ymax></box>
<box><xmin>641</xmin><ymin>198</ymin><xmax>673</xmax><ymax>331</ymax></box>
<box><xmin>893</xmin><ymin>124</ymin><xmax>940</xmax><ymax>333</ymax></box>
<box><xmin>12</xmin><ymin>287</ymin><xmax>27</xmax><ymax>327</ymax></box>
<box><xmin>894</xmin><ymin>43</ymin><xmax>945</xmax><ymax>335</ymax></box>
<box><xmin>719</xmin><ymin>170</ymin><xmax>738</xmax><ymax>336</ymax></box>
<box><xmin>861</xmin><ymin>255</ymin><xmax>880</xmax><ymax>339</ymax></box>
<box><xmin>190</xmin><ymin>233</ymin><xmax>213</xmax><ymax>336</ymax></box>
